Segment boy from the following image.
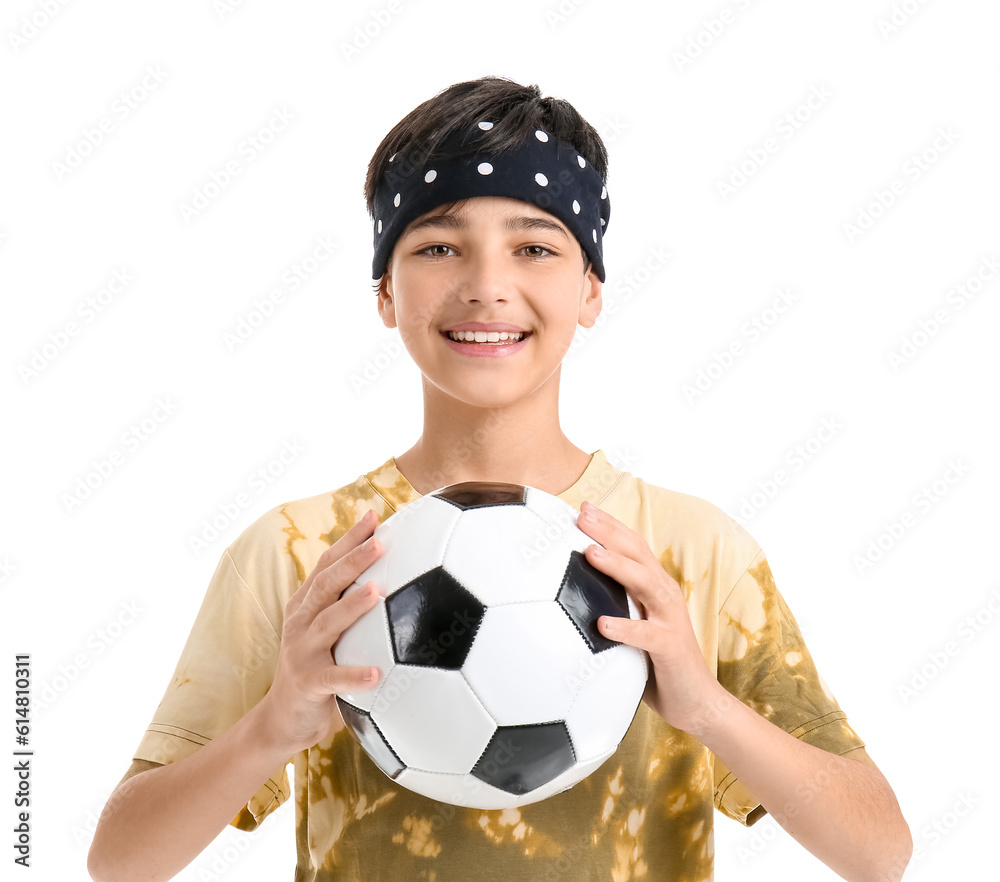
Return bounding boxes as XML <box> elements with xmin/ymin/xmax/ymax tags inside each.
<box><xmin>89</xmin><ymin>76</ymin><xmax>911</xmax><ymax>881</ymax></box>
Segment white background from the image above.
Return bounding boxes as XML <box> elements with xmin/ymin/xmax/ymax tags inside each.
<box><xmin>3</xmin><ymin>0</ymin><xmax>998</xmax><ymax>879</ymax></box>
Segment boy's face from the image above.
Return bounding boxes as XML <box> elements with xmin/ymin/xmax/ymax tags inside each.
<box><xmin>377</xmin><ymin>196</ymin><xmax>603</xmax><ymax>410</ymax></box>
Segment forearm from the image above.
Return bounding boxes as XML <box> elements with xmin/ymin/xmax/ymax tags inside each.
<box><xmin>693</xmin><ymin>685</ymin><xmax>911</xmax><ymax>882</ymax></box>
<box><xmin>88</xmin><ymin>698</ymin><xmax>291</xmax><ymax>882</ymax></box>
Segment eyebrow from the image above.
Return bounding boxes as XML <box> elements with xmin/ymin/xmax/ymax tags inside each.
<box><xmin>403</xmin><ymin>212</ymin><xmax>570</xmax><ymax>240</ymax></box>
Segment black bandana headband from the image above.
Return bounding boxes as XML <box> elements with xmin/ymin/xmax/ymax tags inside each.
<box><xmin>371</xmin><ymin>122</ymin><xmax>610</xmax><ymax>282</ymax></box>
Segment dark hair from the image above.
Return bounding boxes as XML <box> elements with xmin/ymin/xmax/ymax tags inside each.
<box><xmin>364</xmin><ymin>76</ymin><xmax>609</xmax><ymax>282</ymax></box>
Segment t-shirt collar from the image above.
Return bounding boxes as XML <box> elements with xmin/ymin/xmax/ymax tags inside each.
<box><xmin>365</xmin><ymin>449</ymin><xmax>621</xmax><ymax>515</ymax></box>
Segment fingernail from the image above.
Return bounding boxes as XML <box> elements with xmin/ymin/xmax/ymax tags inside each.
<box><xmin>579</xmin><ymin>505</ymin><xmax>596</xmax><ymax>524</ymax></box>
<box><xmin>590</xmin><ymin>544</ymin><xmax>605</xmax><ymax>558</ymax></box>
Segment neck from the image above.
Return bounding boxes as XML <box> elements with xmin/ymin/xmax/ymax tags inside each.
<box><xmin>395</xmin><ymin>375</ymin><xmax>591</xmax><ymax>496</ymax></box>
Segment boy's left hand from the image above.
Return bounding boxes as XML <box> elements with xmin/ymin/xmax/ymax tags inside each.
<box><xmin>576</xmin><ymin>500</ymin><xmax>726</xmax><ymax>736</ymax></box>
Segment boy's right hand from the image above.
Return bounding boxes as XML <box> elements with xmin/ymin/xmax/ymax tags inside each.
<box><xmin>258</xmin><ymin>508</ymin><xmax>383</xmax><ymax>755</ymax></box>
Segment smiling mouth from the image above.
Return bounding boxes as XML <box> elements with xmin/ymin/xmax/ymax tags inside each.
<box><xmin>445</xmin><ymin>330</ymin><xmax>529</xmax><ymax>344</ymax></box>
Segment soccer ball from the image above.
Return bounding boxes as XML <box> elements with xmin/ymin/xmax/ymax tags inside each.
<box><xmin>333</xmin><ymin>481</ymin><xmax>648</xmax><ymax>810</ymax></box>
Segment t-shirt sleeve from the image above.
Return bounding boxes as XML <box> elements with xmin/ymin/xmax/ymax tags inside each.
<box><xmin>132</xmin><ymin>506</ymin><xmax>297</xmax><ymax>830</ymax></box>
<box><xmin>712</xmin><ymin>547</ymin><xmax>865</xmax><ymax>826</ymax></box>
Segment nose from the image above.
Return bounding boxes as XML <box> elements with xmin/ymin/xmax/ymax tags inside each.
<box><xmin>455</xmin><ymin>245</ymin><xmax>512</xmax><ymax>305</ymax></box>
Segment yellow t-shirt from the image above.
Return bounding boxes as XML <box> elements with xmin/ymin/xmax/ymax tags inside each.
<box><xmin>134</xmin><ymin>449</ymin><xmax>864</xmax><ymax>881</ymax></box>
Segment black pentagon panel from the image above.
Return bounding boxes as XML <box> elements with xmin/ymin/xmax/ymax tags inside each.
<box><xmin>385</xmin><ymin>567</ymin><xmax>485</xmax><ymax>668</ymax></box>
<box><xmin>433</xmin><ymin>481</ymin><xmax>527</xmax><ymax>510</ymax></box>
<box><xmin>336</xmin><ymin>698</ymin><xmax>405</xmax><ymax>780</ymax></box>
<box><xmin>472</xmin><ymin>722</ymin><xmax>576</xmax><ymax>795</ymax></box>
<box><xmin>557</xmin><ymin>550</ymin><xmax>631</xmax><ymax>653</ymax></box>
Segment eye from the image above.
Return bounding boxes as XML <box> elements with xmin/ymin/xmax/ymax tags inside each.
<box><xmin>418</xmin><ymin>244</ymin><xmax>456</xmax><ymax>258</ymax></box>
<box><xmin>522</xmin><ymin>245</ymin><xmax>554</xmax><ymax>258</ymax></box>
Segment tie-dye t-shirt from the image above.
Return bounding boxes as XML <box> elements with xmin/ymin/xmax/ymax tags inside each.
<box><xmin>134</xmin><ymin>449</ymin><xmax>864</xmax><ymax>882</ymax></box>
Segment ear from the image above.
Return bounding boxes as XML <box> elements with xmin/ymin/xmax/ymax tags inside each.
<box><xmin>578</xmin><ymin>264</ymin><xmax>603</xmax><ymax>329</ymax></box>
<box><xmin>376</xmin><ymin>270</ymin><xmax>397</xmax><ymax>330</ymax></box>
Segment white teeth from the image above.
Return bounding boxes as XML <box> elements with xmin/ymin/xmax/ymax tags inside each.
<box><xmin>447</xmin><ymin>330</ymin><xmax>525</xmax><ymax>343</ymax></box>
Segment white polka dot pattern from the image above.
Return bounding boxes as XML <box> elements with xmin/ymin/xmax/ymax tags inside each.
<box><xmin>372</xmin><ymin>123</ymin><xmax>611</xmax><ymax>282</ymax></box>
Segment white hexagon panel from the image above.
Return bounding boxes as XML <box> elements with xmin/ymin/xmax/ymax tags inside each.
<box><xmin>462</xmin><ymin>603</ymin><xmax>596</xmax><ymax>726</ymax></box>
<box><xmin>444</xmin><ymin>505</ymin><xmax>573</xmax><ymax>606</ymax></box>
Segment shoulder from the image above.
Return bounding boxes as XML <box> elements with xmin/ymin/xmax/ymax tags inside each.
<box><xmin>603</xmin><ymin>465</ymin><xmax>763</xmax><ymax>605</ymax></box>
<box><xmin>644</xmin><ymin>477</ymin><xmax>751</xmax><ymax>539</ymax></box>
<box><xmin>612</xmin><ymin>469</ymin><xmax>760</xmax><ymax>557</ymax></box>
<box><xmin>226</xmin><ymin>465</ymin><xmax>396</xmax><ymax>598</ymax></box>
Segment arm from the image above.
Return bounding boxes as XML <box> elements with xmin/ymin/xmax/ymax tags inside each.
<box><xmin>691</xmin><ymin>689</ymin><xmax>911</xmax><ymax>881</ymax></box>
<box><xmin>575</xmin><ymin>500</ymin><xmax>912</xmax><ymax>882</ymax></box>
<box><xmin>88</xmin><ymin>700</ymin><xmax>296</xmax><ymax>882</ymax></box>
<box><xmin>88</xmin><ymin>510</ymin><xmax>385</xmax><ymax>882</ymax></box>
